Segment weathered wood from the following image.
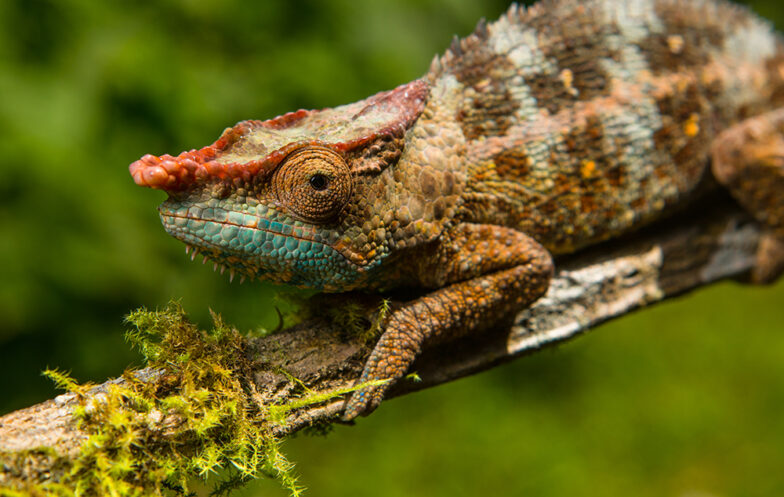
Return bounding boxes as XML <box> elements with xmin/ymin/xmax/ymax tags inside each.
<box><xmin>0</xmin><ymin>195</ymin><xmax>763</xmax><ymax>487</ymax></box>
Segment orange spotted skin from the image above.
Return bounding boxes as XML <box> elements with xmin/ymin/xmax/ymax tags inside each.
<box><xmin>131</xmin><ymin>0</ymin><xmax>784</xmax><ymax>419</ymax></box>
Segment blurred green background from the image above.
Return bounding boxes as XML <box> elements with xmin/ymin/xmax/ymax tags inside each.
<box><xmin>1</xmin><ymin>0</ymin><xmax>784</xmax><ymax>495</ymax></box>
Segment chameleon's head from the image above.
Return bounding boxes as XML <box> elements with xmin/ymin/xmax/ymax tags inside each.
<box><xmin>130</xmin><ymin>81</ymin><xmax>429</xmax><ymax>291</ymax></box>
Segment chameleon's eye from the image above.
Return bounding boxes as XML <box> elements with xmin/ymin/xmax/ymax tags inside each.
<box><xmin>274</xmin><ymin>146</ymin><xmax>352</xmax><ymax>223</ymax></box>
<box><xmin>309</xmin><ymin>173</ymin><xmax>329</xmax><ymax>191</ymax></box>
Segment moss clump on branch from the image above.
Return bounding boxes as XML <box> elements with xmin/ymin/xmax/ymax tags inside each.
<box><xmin>310</xmin><ymin>295</ymin><xmax>391</xmax><ymax>344</ymax></box>
<box><xmin>9</xmin><ymin>301</ymin><xmax>346</xmax><ymax>497</ymax></box>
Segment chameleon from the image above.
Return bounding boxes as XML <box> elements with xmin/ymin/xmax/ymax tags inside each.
<box><xmin>130</xmin><ymin>0</ymin><xmax>784</xmax><ymax>420</ymax></box>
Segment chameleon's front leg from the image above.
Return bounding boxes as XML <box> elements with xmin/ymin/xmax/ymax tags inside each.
<box><xmin>343</xmin><ymin>224</ymin><xmax>554</xmax><ymax>420</ymax></box>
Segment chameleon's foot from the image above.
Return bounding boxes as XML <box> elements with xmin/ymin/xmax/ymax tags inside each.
<box><xmin>712</xmin><ymin>107</ymin><xmax>784</xmax><ymax>283</ymax></box>
<box><xmin>342</xmin><ymin>306</ymin><xmax>422</xmax><ymax>420</ymax></box>
<box><xmin>342</xmin><ymin>382</ymin><xmax>386</xmax><ymax>421</ymax></box>
<box><xmin>751</xmin><ymin>233</ymin><xmax>784</xmax><ymax>284</ymax></box>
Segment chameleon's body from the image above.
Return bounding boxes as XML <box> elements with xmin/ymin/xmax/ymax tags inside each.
<box><xmin>131</xmin><ymin>0</ymin><xmax>784</xmax><ymax>419</ymax></box>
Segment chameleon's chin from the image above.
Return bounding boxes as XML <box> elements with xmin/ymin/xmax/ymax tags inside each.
<box><xmin>180</xmin><ymin>242</ymin><xmax>260</xmax><ymax>284</ymax></box>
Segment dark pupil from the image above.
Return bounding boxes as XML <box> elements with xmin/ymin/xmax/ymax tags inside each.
<box><xmin>309</xmin><ymin>173</ymin><xmax>329</xmax><ymax>191</ymax></box>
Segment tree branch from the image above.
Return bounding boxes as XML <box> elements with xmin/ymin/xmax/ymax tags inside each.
<box><xmin>0</xmin><ymin>194</ymin><xmax>762</xmax><ymax>490</ymax></box>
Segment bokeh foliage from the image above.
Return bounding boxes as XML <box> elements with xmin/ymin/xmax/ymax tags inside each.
<box><xmin>1</xmin><ymin>1</ymin><xmax>783</xmax><ymax>496</ymax></box>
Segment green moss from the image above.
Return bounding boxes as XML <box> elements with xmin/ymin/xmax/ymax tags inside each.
<box><xmin>320</xmin><ymin>297</ymin><xmax>391</xmax><ymax>344</ymax></box>
<box><xmin>10</xmin><ymin>301</ymin><xmax>374</xmax><ymax>497</ymax></box>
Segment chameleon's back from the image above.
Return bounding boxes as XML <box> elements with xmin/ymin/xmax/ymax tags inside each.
<box><xmin>418</xmin><ymin>0</ymin><xmax>784</xmax><ymax>253</ymax></box>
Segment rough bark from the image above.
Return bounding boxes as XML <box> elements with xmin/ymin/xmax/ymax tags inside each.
<box><xmin>0</xmin><ymin>194</ymin><xmax>764</xmax><ymax>487</ymax></box>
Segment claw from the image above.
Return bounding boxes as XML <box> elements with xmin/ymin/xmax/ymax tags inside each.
<box><xmin>271</xmin><ymin>306</ymin><xmax>285</xmax><ymax>334</ymax></box>
<box><xmin>229</xmin><ymin>269</ymin><xmax>235</xmax><ymax>282</ymax></box>
<box><xmin>342</xmin><ymin>378</ymin><xmax>390</xmax><ymax>421</ymax></box>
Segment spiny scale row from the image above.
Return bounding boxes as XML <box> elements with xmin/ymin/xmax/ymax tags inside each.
<box><xmin>184</xmin><ymin>244</ymin><xmax>257</xmax><ymax>284</ymax></box>
<box><xmin>428</xmin><ymin>3</ymin><xmax>527</xmax><ymax>78</ymax></box>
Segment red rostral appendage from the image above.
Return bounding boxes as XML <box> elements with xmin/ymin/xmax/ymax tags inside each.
<box><xmin>129</xmin><ymin>80</ymin><xmax>430</xmax><ymax>192</ymax></box>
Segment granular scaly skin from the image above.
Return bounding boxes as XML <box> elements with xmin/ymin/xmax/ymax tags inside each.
<box><xmin>131</xmin><ymin>0</ymin><xmax>784</xmax><ymax>419</ymax></box>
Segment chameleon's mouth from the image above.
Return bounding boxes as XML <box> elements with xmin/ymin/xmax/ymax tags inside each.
<box><xmin>158</xmin><ymin>201</ymin><xmax>362</xmax><ymax>290</ymax></box>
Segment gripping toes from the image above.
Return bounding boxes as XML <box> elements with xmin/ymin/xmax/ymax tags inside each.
<box><xmin>712</xmin><ymin>108</ymin><xmax>784</xmax><ymax>283</ymax></box>
<box><xmin>343</xmin><ymin>310</ymin><xmax>423</xmax><ymax>420</ymax></box>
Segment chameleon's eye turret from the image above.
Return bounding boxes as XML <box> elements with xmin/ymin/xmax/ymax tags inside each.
<box><xmin>274</xmin><ymin>145</ymin><xmax>352</xmax><ymax>223</ymax></box>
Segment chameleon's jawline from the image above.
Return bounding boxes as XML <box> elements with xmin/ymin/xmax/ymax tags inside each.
<box><xmin>157</xmin><ymin>202</ymin><xmax>370</xmax><ymax>291</ymax></box>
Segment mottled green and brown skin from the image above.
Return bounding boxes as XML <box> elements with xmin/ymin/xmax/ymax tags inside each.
<box><xmin>131</xmin><ymin>0</ymin><xmax>784</xmax><ymax>419</ymax></box>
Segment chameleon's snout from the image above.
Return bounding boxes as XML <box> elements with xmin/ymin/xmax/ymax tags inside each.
<box><xmin>129</xmin><ymin>148</ymin><xmax>219</xmax><ymax>192</ymax></box>
<box><xmin>128</xmin><ymin>119</ymin><xmax>283</xmax><ymax>192</ymax></box>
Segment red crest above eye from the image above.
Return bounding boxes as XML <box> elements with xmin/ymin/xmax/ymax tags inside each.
<box><xmin>130</xmin><ymin>80</ymin><xmax>428</xmax><ymax>192</ymax></box>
